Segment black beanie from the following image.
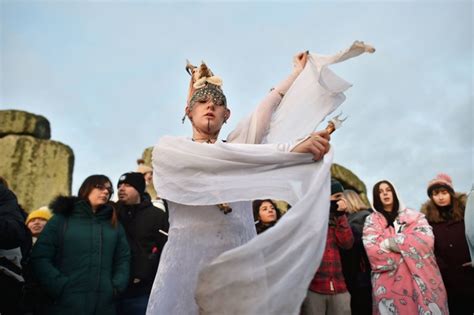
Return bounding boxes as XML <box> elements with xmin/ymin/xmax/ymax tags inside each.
<box><xmin>117</xmin><ymin>172</ymin><xmax>146</xmax><ymax>195</ymax></box>
<box><xmin>331</xmin><ymin>179</ymin><xmax>344</xmax><ymax>195</ymax></box>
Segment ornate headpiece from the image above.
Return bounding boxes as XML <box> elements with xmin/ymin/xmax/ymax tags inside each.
<box><xmin>183</xmin><ymin>60</ymin><xmax>227</xmax><ymax>123</ymax></box>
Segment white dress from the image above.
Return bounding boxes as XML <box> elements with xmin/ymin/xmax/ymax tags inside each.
<box><xmin>146</xmin><ymin>41</ymin><xmax>374</xmax><ymax>315</ymax></box>
<box><xmin>146</xmin><ymin>202</ymin><xmax>255</xmax><ymax>314</ymax></box>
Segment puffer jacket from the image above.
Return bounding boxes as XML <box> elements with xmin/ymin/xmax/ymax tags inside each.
<box><xmin>31</xmin><ymin>196</ymin><xmax>130</xmax><ymax>315</ymax></box>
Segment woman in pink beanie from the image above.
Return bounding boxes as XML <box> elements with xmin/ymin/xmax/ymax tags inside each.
<box><xmin>421</xmin><ymin>173</ymin><xmax>474</xmax><ymax>315</ymax></box>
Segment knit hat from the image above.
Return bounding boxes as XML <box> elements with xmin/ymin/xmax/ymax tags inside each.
<box><xmin>427</xmin><ymin>173</ymin><xmax>454</xmax><ymax>196</ymax></box>
<box><xmin>117</xmin><ymin>172</ymin><xmax>146</xmax><ymax>195</ymax></box>
<box><xmin>331</xmin><ymin>179</ymin><xmax>344</xmax><ymax>195</ymax></box>
<box><xmin>26</xmin><ymin>207</ymin><xmax>52</xmax><ymax>225</ymax></box>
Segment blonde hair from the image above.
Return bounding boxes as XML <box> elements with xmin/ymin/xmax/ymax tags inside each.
<box><xmin>343</xmin><ymin>189</ymin><xmax>369</xmax><ymax>213</ymax></box>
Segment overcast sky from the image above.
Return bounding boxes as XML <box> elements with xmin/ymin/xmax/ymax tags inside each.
<box><xmin>1</xmin><ymin>1</ymin><xmax>472</xmax><ymax>210</ymax></box>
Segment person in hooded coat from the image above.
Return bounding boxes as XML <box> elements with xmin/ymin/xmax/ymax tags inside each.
<box><xmin>420</xmin><ymin>173</ymin><xmax>474</xmax><ymax>315</ymax></box>
<box><xmin>466</xmin><ymin>185</ymin><xmax>474</xmax><ymax>264</ymax></box>
<box><xmin>340</xmin><ymin>189</ymin><xmax>372</xmax><ymax>315</ymax></box>
<box><xmin>363</xmin><ymin>180</ymin><xmax>448</xmax><ymax>315</ymax></box>
<box><xmin>30</xmin><ymin>175</ymin><xmax>130</xmax><ymax>315</ymax></box>
<box><xmin>0</xmin><ymin>178</ymin><xmax>32</xmax><ymax>315</ymax></box>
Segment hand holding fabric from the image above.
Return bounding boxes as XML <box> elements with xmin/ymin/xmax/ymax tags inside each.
<box><xmin>293</xmin><ymin>51</ymin><xmax>309</xmax><ymax>74</ymax></box>
<box><xmin>290</xmin><ymin>130</ymin><xmax>330</xmax><ymax>161</ymax></box>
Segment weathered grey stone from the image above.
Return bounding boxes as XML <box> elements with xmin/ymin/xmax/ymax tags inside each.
<box><xmin>0</xmin><ymin>135</ymin><xmax>74</xmax><ymax>211</ymax></box>
<box><xmin>331</xmin><ymin>163</ymin><xmax>369</xmax><ymax>206</ymax></box>
<box><xmin>142</xmin><ymin>147</ymin><xmax>153</xmax><ymax>166</ymax></box>
<box><xmin>0</xmin><ymin>110</ymin><xmax>51</xmax><ymax>139</ymax></box>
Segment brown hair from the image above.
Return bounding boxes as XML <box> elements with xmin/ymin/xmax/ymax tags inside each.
<box><xmin>343</xmin><ymin>189</ymin><xmax>369</xmax><ymax>213</ymax></box>
<box><xmin>372</xmin><ymin>180</ymin><xmax>399</xmax><ymax>213</ymax></box>
<box><xmin>426</xmin><ymin>189</ymin><xmax>465</xmax><ymax>222</ymax></box>
<box><xmin>253</xmin><ymin>199</ymin><xmax>282</xmax><ymax>222</ymax></box>
<box><xmin>78</xmin><ymin>175</ymin><xmax>118</xmax><ymax>227</ymax></box>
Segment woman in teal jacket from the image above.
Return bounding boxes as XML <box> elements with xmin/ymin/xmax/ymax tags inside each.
<box><xmin>31</xmin><ymin>174</ymin><xmax>130</xmax><ymax>315</ymax></box>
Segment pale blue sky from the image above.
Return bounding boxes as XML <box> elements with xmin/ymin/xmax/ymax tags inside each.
<box><xmin>1</xmin><ymin>1</ymin><xmax>472</xmax><ymax>209</ymax></box>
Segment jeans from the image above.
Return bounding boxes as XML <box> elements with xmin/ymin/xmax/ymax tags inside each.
<box><xmin>301</xmin><ymin>290</ymin><xmax>351</xmax><ymax>315</ymax></box>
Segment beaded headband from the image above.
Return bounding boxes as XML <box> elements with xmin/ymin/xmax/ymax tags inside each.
<box><xmin>189</xmin><ymin>83</ymin><xmax>227</xmax><ymax>108</ymax></box>
<box><xmin>182</xmin><ymin>60</ymin><xmax>227</xmax><ymax>123</ymax></box>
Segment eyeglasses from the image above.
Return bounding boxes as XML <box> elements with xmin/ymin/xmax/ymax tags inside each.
<box><xmin>94</xmin><ymin>184</ymin><xmax>114</xmax><ymax>195</ymax></box>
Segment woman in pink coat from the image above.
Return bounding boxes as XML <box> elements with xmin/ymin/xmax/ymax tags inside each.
<box><xmin>362</xmin><ymin>180</ymin><xmax>448</xmax><ymax>315</ymax></box>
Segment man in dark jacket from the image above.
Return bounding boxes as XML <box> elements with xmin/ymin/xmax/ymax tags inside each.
<box><xmin>115</xmin><ymin>172</ymin><xmax>169</xmax><ymax>315</ymax></box>
<box><xmin>0</xmin><ymin>179</ymin><xmax>32</xmax><ymax>315</ymax></box>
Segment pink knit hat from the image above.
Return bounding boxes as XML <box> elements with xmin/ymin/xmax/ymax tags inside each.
<box><xmin>427</xmin><ymin>173</ymin><xmax>454</xmax><ymax>196</ymax></box>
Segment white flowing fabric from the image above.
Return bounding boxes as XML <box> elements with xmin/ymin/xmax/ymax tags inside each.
<box><xmin>228</xmin><ymin>40</ymin><xmax>375</xmax><ymax>145</ymax></box>
<box><xmin>147</xmin><ymin>41</ymin><xmax>374</xmax><ymax>315</ymax></box>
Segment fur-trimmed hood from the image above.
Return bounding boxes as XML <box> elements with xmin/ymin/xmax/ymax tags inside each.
<box><xmin>420</xmin><ymin>192</ymin><xmax>467</xmax><ymax>223</ymax></box>
<box><xmin>49</xmin><ymin>195</ymin><xmax>115</xmax><ymax>221</ymax></box>
<box><xmin>49</xmin><ymin>195</ymin><xmax>82</xmax><ymax>215</ymax></box>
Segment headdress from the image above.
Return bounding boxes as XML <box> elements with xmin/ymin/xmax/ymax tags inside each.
<box><xmin>182</xmin><ymin>60</ymin><xmax>227</xmax><ymax>123</ymax></box>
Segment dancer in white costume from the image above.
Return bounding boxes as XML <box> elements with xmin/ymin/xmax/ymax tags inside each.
<box><xmin>146</xmin><ymin>41</ymin><xmax>375</xmax><ymax>315</ymax></box>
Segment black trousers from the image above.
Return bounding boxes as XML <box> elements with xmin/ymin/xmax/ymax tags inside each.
<box><xmin>350</xmin><ymin>286</ymin><xmax>372</xmax><ymax>315</ymax></box>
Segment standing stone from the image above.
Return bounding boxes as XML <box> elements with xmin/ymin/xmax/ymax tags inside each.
<box><xmin>0</xmin><ymin>135</ymin><xmax>74</xmax><ymax>211</ymax></box>
<box><xmin>331</xmin><ymin>163</ymin><xmax>369</xmax><ymax>206</ymax></box>
<box><xmin>0</xmin><ymin>110</ymin><xmax>51</xmax><ymax>139</ymax></box>
<box><xmin>142</xmin><ymin>147</ymin><xmax>153</xmax><ymax>166</ymax></box>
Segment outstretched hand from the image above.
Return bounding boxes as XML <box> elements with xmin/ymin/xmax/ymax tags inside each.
<box><xmin>291</xmin><ymin>130</ymin><xmax>330</xmax><ymax>161</ymax></box>
<box><xmin>293</xmin><ymin>51</ymin><xmax>309</xmax><ymax>74</ymax></box>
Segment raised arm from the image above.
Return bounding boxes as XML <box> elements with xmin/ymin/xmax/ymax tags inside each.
<box><xmin>227</xmin><ymin>52</ymin><xmax>309</xmax><ymax>144</ymax></box>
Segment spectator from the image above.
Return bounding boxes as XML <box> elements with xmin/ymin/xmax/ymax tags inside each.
<box><xmin>420</xmin><ymin>173</ymin><xmax>474</xmax><ymax>314</ymax></box>
<box><xmin>115</xmin><ymin>172</ymin><xmax>169</xmax><ymax>315</ymax></box>
<box><xmin>363</xmin><ymin>180</ymin><xmax>448</xmax><ymax>314</ymax></box>
<box><xmin>253</xmin><ymin>199</ymin><xmax>282</xmax><ymax>234</ymax></box>
<box><xmin>136</xmin><ymin>159</ymin><xmax>158</xmax><ymax>201</ymax></box>
<box><xmin>30</xmin><ymin>174</ymin><xmax>130</xmax><ymax>315</ymax></box>
<box><xmin>301</xmin><ymin>179</ymin><xmax>353</xmax><ymax>315</ymax></box>
<box><xmin>26</xmin><ymin>207</ymin><xmax>53</xmax><ymax>244</ymax></box>
<box><xmin>21</xmin><ymin>207</ymin><xmax>54</xmax><ymax>315</ymax></box>
<box><xmin>0</xmin><ymin>178</ymin><xmax>32</xmax><ymax>315</ymax></box>
<box><xmin>340</xmin><ymin>189</ymin><xmax>372</xmax><ymax>315</ymax></box>
<box><xmin>466</xmin><ymin>184</ymin><xmax>474</xmax><ymax>265</ymax></box>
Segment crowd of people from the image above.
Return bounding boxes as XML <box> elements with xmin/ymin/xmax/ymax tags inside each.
<box><xmin>1</xmin><ymin>43</ymin><xmax>473</xmax><ymax>315</ymax></box>
<box><xmin>2</xmin><ymin>171</ymin><xmax>473</xmax><ymax>315</ymax></box>
<box><xmin>0</xmin><ymin>170</ymin><xmax>169</xmax><ymax>315</ymax></box>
